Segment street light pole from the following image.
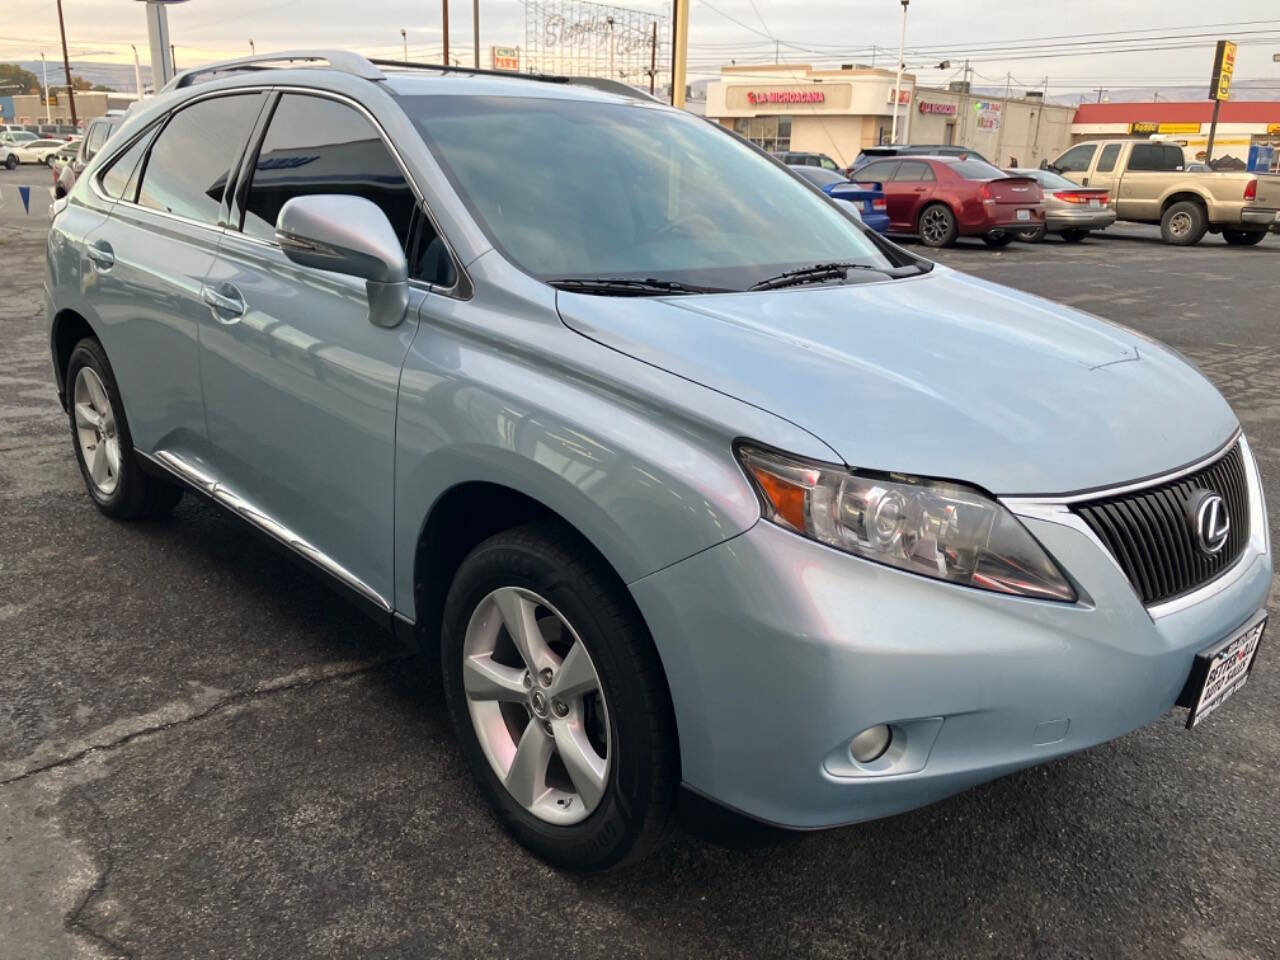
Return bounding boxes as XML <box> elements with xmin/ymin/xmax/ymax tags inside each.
<box><xmin>130</xmin><ymin>44</ymin><xmax>143</xmax><ymax>97</ymax></box>
<box><xmin>890</xmin><ymin>0</ymin><xmax>908</xmax><ymax>145</ymax></box>
<box><xmin>442</xmin><ymin>0</ymin><xmax>450</xmax><ymax>66</ymax></box>
<box><xmin>401</xmin><ymin>28</ymin><xmax>408</xmax><ymax>62</ymax></box>
<box><xmin>55</xmin><ymin>0</ymin><xmax>78</xmax><ymax>126</ymax></box>
<box><xmin>474</xmin><ymin>0</ymin><xmax>480</xmax><ymax>69</ymax></box>
<box><xmin>41</xmin><ymin>53</ymin><xmax>51</xmax><ymax>122</ymax></box>
<box><xmin>249</xmin><ymin>38</ymin><xmax>255</xmax><ymax>55</ymax></box>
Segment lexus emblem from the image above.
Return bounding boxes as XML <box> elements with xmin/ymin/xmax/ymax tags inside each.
<box><xmin>1188</xmin><ymin>489</ymin><xmax>1230</xmax><ymax>555</ymax></box>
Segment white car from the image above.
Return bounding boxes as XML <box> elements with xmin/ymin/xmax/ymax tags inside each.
<box><xmin>3</xmin><ymin>138</ymin><xmax>67</xmax><ymax>168</ymax></box>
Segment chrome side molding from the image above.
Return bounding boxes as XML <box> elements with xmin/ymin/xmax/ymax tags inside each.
<box><xmin>144</xmin><ymin>449</ymin><xmax>393</xmax><ymax>613</ymax></box>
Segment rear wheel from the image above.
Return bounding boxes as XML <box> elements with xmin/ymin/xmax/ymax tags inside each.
<box><xmin>1222</xmin><ymin>227</ymin><xmax>1266</xmax><ymax>246</ymax></box>
<box><xmin>1160</xmin><ymin>200</ymin><xmax>1207</xmax><ymax>246</ymax></box>
<box><xmin>441</xmin><ymin>522</ymin><xmax>679</xmax><ymax>871</ymax></box>
<box><xmin>65</xmin><ymin>338</ymin><xmax>183</xmax><ymax>520</ymax></box>
<box><xmin>918</xmin><ymin>204</ymin><xmax>957</xmax><ymax>248</ymax></box>
<box><xmin>1060</xmin><ymin>229</ymin><xmax>1090</xmax><ymax>243</ymax></box>
<box><xmin>1016</xmin><ymin>225</ymin><xmax>1047</xmax><ymax>243</ymax></box>
<box><xmin>982</xmin><ymin>231</ymin><xmax>1016</xmax><ymax>248</ymax></box>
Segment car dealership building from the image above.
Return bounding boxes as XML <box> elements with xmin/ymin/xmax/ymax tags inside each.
<box><xmin>705</xmin><ymin>64</ymin><xmax>1076</xmax><ymax>168</ymax></box>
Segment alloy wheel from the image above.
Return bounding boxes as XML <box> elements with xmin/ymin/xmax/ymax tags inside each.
<box><xmin>73</xmin><ymin>366</ymin><xmax>121</xmax><ymax>497</ymax></box>
<box><xmin>461</xmin><ymin>586</ymin><xmax>611</xmax><ymax>825</ymax></box>
<box><xmin>921</xmin><ymin>208</ymin><xmax>949</xmax><ymax>244</ymax></box>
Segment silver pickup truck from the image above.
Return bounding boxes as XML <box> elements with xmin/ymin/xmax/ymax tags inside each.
<box><xmin>1047</xmin><ymin>139</ymin><xmax>1279</xmax><ymax>245</ymax></box>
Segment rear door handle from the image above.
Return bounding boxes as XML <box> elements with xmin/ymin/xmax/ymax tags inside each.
<box><xmin>202</xmin><ymin>283</ymin><xmax>246</xmax><ymax>321</ymax></box>
<box><xmin>86</xmin><ymin>240</ymin><xmax>114</xmax><ymax>270</ymax></box>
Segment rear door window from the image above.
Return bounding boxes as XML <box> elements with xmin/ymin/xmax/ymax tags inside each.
<box><xmin>136</xmin><ymin>94</ymin><xmax>261</xmax><ymax>224</ymax></box>
<box><xmin>1095</xmin><ymin>142</ymin><xmax>1122</xmax><ymax>173</ymax></box>
<box><xmin>893</xmin><ymin>160</ymin><xmax>935</xmax><ymax>182</ymax></box>
<box><xmin>241</xmin><ymin>93</ymin><xmax>453</xmax><ymax>286</ymax></box>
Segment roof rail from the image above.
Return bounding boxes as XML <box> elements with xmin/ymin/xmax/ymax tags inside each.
<box><xmin>163</xmin><ymin>50</ymin><xmax>385</xmax><ymax>92</ymax></box>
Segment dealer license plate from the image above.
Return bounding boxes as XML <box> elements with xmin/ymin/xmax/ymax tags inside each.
<box><xmin>1016</xmin><ymin>209</ymin><xmax>1031</xmax><ymax>221</ymax></box>
<box><xmin>1184</xmin><ymin>614</ymin><xmax>1266</xmax><ymax>728</ymax></box>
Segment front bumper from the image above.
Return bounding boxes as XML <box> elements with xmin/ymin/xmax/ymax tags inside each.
<box><xmin>630</xmin><ymin>442</ymin><xmax>1271</xmax><ymax>829</ymax></box>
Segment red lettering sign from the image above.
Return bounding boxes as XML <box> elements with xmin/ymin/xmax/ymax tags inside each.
<box><xmin>746</xmin><ymin>90</ymin><xmax>826</xmax><ymax>106</ymax></box>
<box><xmin>918</xmin><ymin>101</ymin><xmax>957</xmax><ymax>116</ymax></box>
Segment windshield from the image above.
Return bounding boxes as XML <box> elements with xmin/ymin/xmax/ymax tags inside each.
<box><xmin>401</xmin><ymin>94</ymin><xmax>893</xmax><ymax>290</ymax></box>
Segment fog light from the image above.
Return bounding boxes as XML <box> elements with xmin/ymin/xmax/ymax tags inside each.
<box><xmin>850</xmin><ymin>724</ymin><xmax>892</xmax><ymax>763</ymax></box>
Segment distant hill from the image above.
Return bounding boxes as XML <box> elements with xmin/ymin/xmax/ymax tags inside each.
<box><xmin>973</xmin><ymin>79</ymin><xmax>1279</xmax><ymax>106</ymax></box>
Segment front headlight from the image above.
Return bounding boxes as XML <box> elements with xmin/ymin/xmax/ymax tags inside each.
<box><xmin>737</xmin><ymin>444</ymin><xmax>1076</xmax><ymax>602</ymax></box>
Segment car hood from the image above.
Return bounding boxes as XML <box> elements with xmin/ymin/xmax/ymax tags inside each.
<box><xmin>556</xmin><ymin>266</ymin><xmax>1238</xmax><ymax>495</ymax></box>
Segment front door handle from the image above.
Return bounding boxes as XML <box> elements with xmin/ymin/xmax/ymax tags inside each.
<box><xmin>202</xmin><ymin>283</ymin><xmax>246</xmax><ymax>321</ymax></box>
<box><xmin>86</xmin><ymin>240</ymin><xmax>114</xmax><ymax>271</ymax></box>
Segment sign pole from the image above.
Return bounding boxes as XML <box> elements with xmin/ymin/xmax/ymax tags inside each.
<box><xmin>1205</xmin><ymin>38</ymin><xmax>1236</xmax><ymax>169</ymax></box>
<box><xmin>1204</xmin><ymin>99</ymin><xmax>1222</xmax><ymax>167</ymax></box>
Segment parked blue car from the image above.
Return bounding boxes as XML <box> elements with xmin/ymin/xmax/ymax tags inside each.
<box><xmin>789</xmin><ymin>164</ymin><xmax>891</xmax><ymax>233</ymax></box>
<box><xmin>47</xmin><ymin>50</ymin><xmax>1270</xmax><ymax>872</ymax></box>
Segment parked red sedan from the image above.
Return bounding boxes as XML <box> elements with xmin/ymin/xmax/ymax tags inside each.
<box><xmin>850</xmin><ymin>156</ymin><xmax>1044</xmax><ymax>248</ymax></box>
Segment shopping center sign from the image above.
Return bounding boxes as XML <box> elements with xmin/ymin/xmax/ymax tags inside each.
<box><xmin>919</xmin><ymin>101</ymin><xmax>957</xmax><ymax>116</ymax></box>
<box><xmin>1209</xmin><ymin>40</ymin><xmax>1237</xmax><ymax>101</ymax></box>
<box><xmin>746</xmin><ymin>89</ymin><xmax>826</xmax><ymax>105</ymax></box>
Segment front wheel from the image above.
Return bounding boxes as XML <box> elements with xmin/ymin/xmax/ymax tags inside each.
<box><xmin>918</xmin><ymin>204</ymin><xmax>957</xmax><ymax>248</ymax></box>
<box><xmin>441</xmin><ymin>522</ymin><xmax>679</xmax><ymax>871</ymax></box>
<box><xmin>982</xmin><ymin>230</ymin><xmax>1017</xmax><ymax>248</ymax></box>
<box><xmin>1060</xmin><ymin>229</ymin><xmax>1090</xmax><ymax>243</ymax></box>
<box><xmin>1222</xmin><ymin>227</ymin><xmax>1266</xmax><ymax>246</ymax></box>
<box><xmin>3</xmin><ymin>153</ymin><xmax>17</xmax><ymax>170</ymax></box>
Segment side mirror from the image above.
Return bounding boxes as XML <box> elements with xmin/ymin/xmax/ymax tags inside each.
<box><xmin>276</xmin><ymin>194</ymin><xmax>410</xmax><ymax>329</ymax></box>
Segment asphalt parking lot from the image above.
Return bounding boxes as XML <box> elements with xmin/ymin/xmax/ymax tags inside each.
<box><xmin>2</xmin><ymin>216</ymin><xmax>1278</xmax><ymax>959</ymax></box>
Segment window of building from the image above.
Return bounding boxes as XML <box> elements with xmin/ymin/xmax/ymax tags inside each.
<box><xmin>242</xmin><ymin>93</ymin><xmax>452</xmax><ymax>286</ymax></box>
<box><xmin>733</xmin><ymin>115</ymin><xmax>792</xmax><ymax>153</ymax></box>
<box><xmin>1054</xmin><ymin>143</ymin><xmax>1097</xmax><ymax>173</ymax></box>
<box><xmin>1095</xmin><ymin>142</ymin><xmax>1121</xmax><ymax>174</ymax></box>
<box><xmin>136</xmin><ymin>94</ymin><xmax>260</xmax><ymax>224</ymax></box>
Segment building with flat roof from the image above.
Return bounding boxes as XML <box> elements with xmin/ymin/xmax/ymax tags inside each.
<box><xmin>705</xmin><ymin>64</ymin><xmax>1074</xmax><ymax>169</ymax></box>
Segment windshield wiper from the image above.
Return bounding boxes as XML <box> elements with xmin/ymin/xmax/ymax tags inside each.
<box><xmin>548</xmin><ymin>277</ymin><xmax>731</xmax><ymax>296</ymax></box>
<box><xmin>748</xmin><ymin>261</ymin><xmax>900</xmax><ymax>291</ymax></box>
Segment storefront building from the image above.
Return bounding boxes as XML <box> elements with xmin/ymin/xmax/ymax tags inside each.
<box><xmin>1070</xmin><ymin>101</ymin><xmax>1280</xmax><ymax>170</ymax></box>
<box><xmin>705</xmin><ymin>64</ymin><xmax>1074</xmax><ymax>169</ymax></box>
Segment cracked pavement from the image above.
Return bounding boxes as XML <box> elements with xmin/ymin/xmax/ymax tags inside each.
<box><xmin>2</xmin><ymin>216</ymin><xmax>1278</xmax><ymax>959</ymax></box>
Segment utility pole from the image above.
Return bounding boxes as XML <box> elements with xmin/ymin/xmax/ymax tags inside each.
<box><xmin>890</xmin><ymin>0</ymin><xmax>909</xmax><ymax>144</ymax></box>
<box><xmin>442</xmin><ymin>0</ymin><xmax>450</xmax><ymax>66</ymax></box>
<box><xmin>401</xmin><ymin>28</ymin><xmax>408</xmax><ymax>62</ymax></box>
<box><xmin>607</xmin><ymin>17</ymin><xmax>615</xmax><ymax>78</ymax></box>
<box><xmin>871</xmin><ymin>44</ymin><xmax>877</xmax><ymax>68</ymax></box>
<box><xmin>671</xmin><ymin>0</ymin><xmax>689</xmax><ymax>108</ymax></box>
<box><xmin>649</xmin><ymin>21</ymin><xmax>657</xmax><ymax>95</ymax></box>
<box><xmin>1094</xmin><ymin>87</ymin><xmax>1105</xmax><ymax>103</ymax></box>
<box><xmin>55</xmin><ymin>0</ymin><xmax>78</xmax><ymax>126</ymax></box>
<box><xmin>40</xmin><ymin>52</ymin><xmax>51</xmax><ymax>122</ymax></box>
<box><xmin>171</xmin><ymin>44</ymin><xmax>177</xmax><ymax>70</ymax></box>
<box><xmin>249</xmin><ymin>38</ymin><xmax>255</xmax><ymax>54</ymax></box>
<box><xmin>1003</xmin><ymin>72</ymin><xmax>1011</xmax><ymax>99</ymax></box>
<box><xmin>474</xmin><ymin>0</ymin><xmax>480</xmax><ymax>69</ymax></box>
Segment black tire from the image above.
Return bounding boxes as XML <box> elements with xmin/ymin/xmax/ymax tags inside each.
<box><xmin>1016</xmin><ymin>225</ymin><xmax>1047</xmax><ymax>243</ymax></box>
<box><xmin>917</xmin><ymin>203</ymin><xmax>957</xmax><ymax>248</ymax></box>
<box><xmin>1060</xmin><ymin>229</ymin><xmax>1089</xmax><ymax>243</ymax></box>
<box><xmin>1160</xmin><ymin>200</ymin><xmax>1208</xmax><ymax>246</ymax></box>
<box><xmin>1222</xmin><ymin>227</ymin><xmax>1266</xmax><ymax>246</ymax></box>
<box><xmin>441</xmin><ymin>521</ymin><xmax>679</xmax><ymax>871</ymax></box>
<box><xmin>3</xmin><ymin>153</ymin><xmax>17</xmax><ymax>170</ymax></box>
<box><xmin>65</xmin><ymin>338</ymin><xmax>184</xmax><ymax>520</ymax></box>
<box><xmin>982</xmin><ymin>230</ymin><xmax>1016</xmax><ymax>248</ymax></box>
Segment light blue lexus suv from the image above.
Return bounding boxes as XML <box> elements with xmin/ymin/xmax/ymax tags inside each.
<box><xmin>46</xmin><ymin>52</ymin><xmax>1271</xmax><ymax>870</ymax></box>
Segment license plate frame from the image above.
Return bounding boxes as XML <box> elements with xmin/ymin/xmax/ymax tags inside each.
<box><xmin>1016</xmin><ymin>209</ymin><xmax>1032</xmax><ymax>221</ymax></box>
<box><xmin>1180</xmin><ymin>613</ymin><xmax>1266</xmax><ymax>729</ymax></box>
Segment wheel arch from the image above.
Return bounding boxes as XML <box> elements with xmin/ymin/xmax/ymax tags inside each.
<box><xmin>1160</xmin><ymin>190</ymin><xmax>1210</xmax><ymax>216</ymax></box>
<box><xmin>50</xmin><ymin>308</ymin><xmax>98</xmax><ymax>410</ymax></box>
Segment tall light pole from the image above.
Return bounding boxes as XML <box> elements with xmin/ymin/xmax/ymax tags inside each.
<box><xmin>442</xmin><ymin>0</ymin><xmax>450</xmax><ymax>66</ymax></box>
<box><xmin>671</xmin><ymin>0</ymin><xmax>689</xmax><ymax>108</ymax></box>
<box><xmin>890</xmin><ymin>0</ymin><xmax>909</xmax><ymax>144</ymax></box>
<box><xmin>130</xmin><ymin>44</ymin><xmax>144</xmax><ymax>97</ymax></box>
<box><xmin>401</xmin><ymin>28</ymin><xmax>408</xmax><ymax>62</ymax></box>
<box><xmin>41</xmin><ymin>52</ymin><xmax>51</xmax><ymax>122</ymax></box>
<box><xmin>249</xmin><ymin>38</ymin><xmax>256</xmax><ymax>55</ymax></box>
<box><xmin>473</xmin><ymin>0</ymin><xmax>480</xmax><ymax>69</ymax></box>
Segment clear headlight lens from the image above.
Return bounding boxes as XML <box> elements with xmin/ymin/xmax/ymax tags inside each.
<box><xmin>737</xmin><ymin>444</ymin><xmax>1076</xmax><ymax>602</ymax></box>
